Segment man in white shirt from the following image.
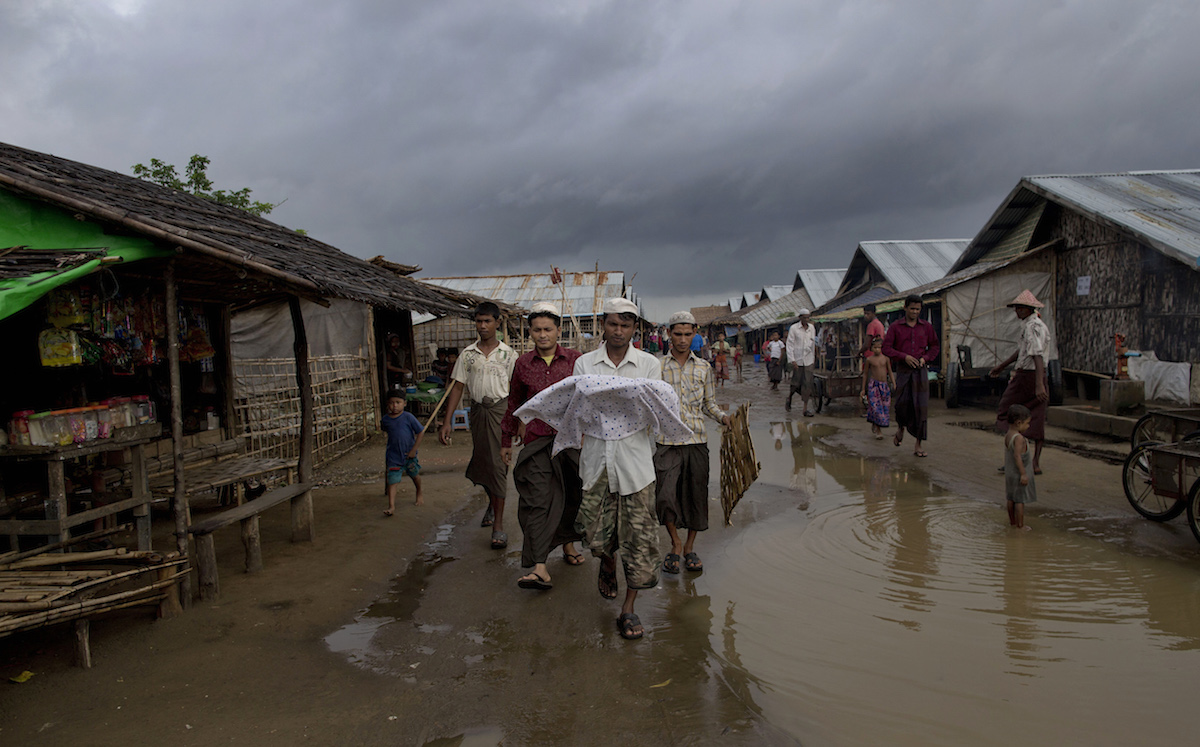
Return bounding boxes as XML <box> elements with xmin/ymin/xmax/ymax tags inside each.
<box><xmin>989</xmin><ymin>290</ymin><xmax>1052</xmax><ymax>475</ymax></box>
<box><xmin>785</xmin><ymin>309</ymin><xmax>819</xmax><ymax>416</ymax></box>
<box><xmin>438</xmin><ymin>302</ymin><xmax>517</xmax><ymax>549</ymax></box>
<box><xmin>765</xmin><ymin>331</ymin><xmax>785</xmax><ymax>390</ymax></box>
<box><xmin>573</xmin><ymin>297</ymin><xmax>662</xmax><ymax>641</ymax></box>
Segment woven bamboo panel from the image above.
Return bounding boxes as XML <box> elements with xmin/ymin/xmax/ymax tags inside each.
<box><xmin>232</xmin><ymin>354</ymin><xmax>373</xmax><ymax>467</ymax></box>
<box><xmin>720</xmin><ymin>402</ymin><xmax>759</xmax><ymax>526</ymax></box>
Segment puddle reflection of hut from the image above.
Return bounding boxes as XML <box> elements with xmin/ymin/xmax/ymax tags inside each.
<box><xmin>0</xmin><ymin>141</ymin><xmax>484</xmax><ymax>663</ymax></box>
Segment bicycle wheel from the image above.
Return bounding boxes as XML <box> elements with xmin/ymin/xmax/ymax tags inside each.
<box><xmin>1187</xmin><ymin>479</ymin><xmax>1200</xmax><ymax>545</ymax></box>
<box><xmin>1130</xmin><ymin>413</ymin><xmax>1157</xmax><ymax>448</ymax></box>
<box><xmin>1123</xmin><ymin>442</ymin><xmax>1184</xmax><ymax>521</ymax></box>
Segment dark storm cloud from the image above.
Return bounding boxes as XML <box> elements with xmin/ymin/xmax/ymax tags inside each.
<box><xmin>3</xmin><ymin>0</ymin><xmax>1199</xmax><ymax>319</ymax></box>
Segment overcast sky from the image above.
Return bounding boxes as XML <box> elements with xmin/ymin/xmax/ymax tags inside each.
<box><xmin>3</xmin><ymin>0</ymin><xmax>1199</xmax><ymax>320</ymax></box>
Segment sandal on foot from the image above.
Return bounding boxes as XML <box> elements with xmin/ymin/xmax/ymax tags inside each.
<box><xmin>383</xmin><ymin>509</ymin><xmax>394</xmax><ymax>517</ymax></box>
<box><xmin>597</xmin><ymin>563</ymin><xmax>618</xmax><ymax>600</ymax></box>
<box><xmin>914</xmin><ymin>450</ymin><xmax>928</xmax><ymax>458</ymax></box>
<box><xmin>562</xmin><ymin>550</ymin><xmax>585</xmax><ymax>566</ymax></box>
<box><xmin>662</xmin><ymin>552</ymin><xmax>681</xmax><ymax>574</ymax></box>
<box><xmin>684</xmin><ymin>552</ymin><xmax>703</xmax><ymax>572</ymax></box>
<box><xmin>490</xmin><ymin>531</ymin><xmax>508</xmax><ymax>549</ymax></box>
<box><xmin>481</xmin><ymin>505</ymin><xmax>494</xmax><ymax>527</ymax></box>
<box><xmin>617</xmin><ymin>612</ymin><xmax>644</xmax><ymax>640</ymax></box>
<box><xmin>893</xmin><ymin>432</ymin><xmax>903</xmax><ymax>447</ymax></box>
<box><xmin>517</xmin><ymin>572</ymin><xmax>552</xmax><ymax>590</ymax></box>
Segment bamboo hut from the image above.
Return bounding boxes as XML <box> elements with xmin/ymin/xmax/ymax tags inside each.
<box><xmin>0</xmin><ymin>140</ymin><xmax>483</xmax><ymax>649</ymax></box>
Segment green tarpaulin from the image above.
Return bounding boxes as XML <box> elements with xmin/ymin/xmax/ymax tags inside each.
<box><xmin>0</xmin><ymin>189</ymin><xmax>171</xmax><ymax>321</ymax></box>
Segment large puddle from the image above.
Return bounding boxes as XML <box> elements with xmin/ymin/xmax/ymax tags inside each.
<box><xmin>328</xmin><ymin>418</ymin><xmax>1200</xmax><ymax>745</ymax></box>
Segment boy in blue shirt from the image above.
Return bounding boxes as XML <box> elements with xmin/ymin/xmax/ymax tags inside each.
<box><xmin>381</xmin><ymin>390</ymin><xmax>425</xmax><ymax>515</ymax></box>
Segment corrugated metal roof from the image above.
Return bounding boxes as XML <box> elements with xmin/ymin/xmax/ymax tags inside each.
<box><xmin>742</xmin><ymin>291</ymin><xmax>761</xmax><ymax>308</ymax></box>
<box><xmin>794</xmin><ymin>269</ymin><xmax>844</xmax><ymax>308</ymax></box>
<box><xmin>420</xmin><ymin>271</ymin><xmax>639</xmax><ymax>317</ymax></box>
<box><xmin>824</xmin><ymin>285</ymin><xmax>895</xmax><ymax>316</ymax></box>
<box><xmin>760</xmin><ymin>284</ymin><xmax>793</xmax><ymax>303</ymax></box>
<box><xmin>857</xmin><ymin>240</ymin><xmax>968</xmax><ymax>292</ymax></box>
<box><xmin>953</xmin><ymin>170</ymin><xmax>1200</xmax><ymax>272</ymax></box>
<box><xmin>727</xmin><ymin>297</ymin><xmax>742</xmax><ymax>313</ymax></box>
<box><xmin>724</xmin><ymin>288</ymin><xmax>815</xmax><ymax>330</ymax></box>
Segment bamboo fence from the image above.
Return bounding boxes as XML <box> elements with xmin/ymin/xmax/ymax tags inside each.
<box><xmin>232</xmin><ymin>354</ymin><xmax>373</xmax><ymax>467</ymax></box>
<box><xmin>720</xmin><ymin>402</ymin><xmax>759</xmax><ymax>526</ymax></box>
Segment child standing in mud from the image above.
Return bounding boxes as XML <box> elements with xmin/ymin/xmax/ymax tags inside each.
<box><xmin>1003</xmin><ymin>403</ymin><xmax>1036</xmax><ymax>530</ymax></box>
<box><xmin>860</xmin><ymin>336</ymin><xmax>894</xmax><ymax>439</ymax></box>
<box><xmin>381</xmin><ymin>390</ymin><xmax>424</xmax><ymax>515</ymax></box>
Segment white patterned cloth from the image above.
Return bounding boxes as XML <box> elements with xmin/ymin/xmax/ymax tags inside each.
<box><xmin>514</xmin><ymin>373</ymin><xmax>693</xmax><ymax>493</ymax></box>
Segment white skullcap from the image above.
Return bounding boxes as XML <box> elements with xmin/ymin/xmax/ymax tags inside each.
<box><xmin>799</xmin><ymin>308</ymin><xmax>812</xmax><ymax>316</ymax></box>
<box><xmin>602</xmin><ymin>297</ymin><xmax>640</xmax><ymax>317</ymax></box>
<box><xmin>529</xmin><ymin>301</ymin><xmax>560</xmax><ymax>316</ymax></box>
<box><xmin>667</xmin><ymin>311</ymin><xmax>696</xmax><ymax>327</ymax></box>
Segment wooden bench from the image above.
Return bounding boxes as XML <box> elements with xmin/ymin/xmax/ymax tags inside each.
<box><xmin>186</xmin><ymin>481</ymin><xmax>313</xmax><ymax>601</ymax></box>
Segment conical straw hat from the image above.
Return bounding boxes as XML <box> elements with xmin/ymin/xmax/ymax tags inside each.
<box><xmin>1007</xmin><ymin>289</ymin><xmax>1044</xmax><ymax>308</ymax></box>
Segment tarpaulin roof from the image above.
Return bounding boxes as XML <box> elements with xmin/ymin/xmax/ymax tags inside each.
<box><xmin>0</xmin><ymin>189</ymin><xmax>169</xmax><ymax>321</ymax></box>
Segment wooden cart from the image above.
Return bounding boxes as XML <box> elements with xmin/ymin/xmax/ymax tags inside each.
<box><xmin>1122</xmin><ymin>435</ymin><xmax>1200</xmax><ymax>543</ymax></box>
<box><xmin>1130</xmin><ymin>407</ymin><xmax>1200</xmax><ymax>448</ymax></box>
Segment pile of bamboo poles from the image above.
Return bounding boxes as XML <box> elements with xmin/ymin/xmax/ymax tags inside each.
<box><xmin>0</xmin><ymin>528</ymin><xmax>186</xmax><ymax>642</ymax></box>
<box><xmin>720</xmin><ymin>402</ymin><xmax>760</xmax><ymax>526</ymax></box>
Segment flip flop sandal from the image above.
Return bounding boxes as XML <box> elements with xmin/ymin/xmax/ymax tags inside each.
<box><xmin>490</xmin><ymin>531</ymin><xmax>508</xmax><ymax>549</ymax></box>
<box><xmin>662</xmin><ymin>553</ymin><xmax>681</xmax><ymax>574</ymax></box>
<box><xmin>597</xmin><ymin>564</ymin><xmax>618</xmax><ymax>600</ymax></box>
<box><xmin>617</xmin><ymin>612</ymin><xmax>644</xmax><ymax>640</ymax></box>
<box><xmin>481</xmin><ymin>505</ymin><xmax>494</xmax><ymax>527</ymax></box>
<box><xmin>562</xmin><ymin>550</ymin><xmax>585</xmax><ymax>566</ymax></box>
<box><xmin>684</xmin><ymin>552</ymin><xmax>703</xmax><ymax>572</ymax></box>
<box><xmin>517</xmin><ymin>572</ymin><xmax>553</xmax><ymax>590</ymax></box>
<box><xmin>893</xmin><ymin>432</ymin><xmax>903</xmax><ymax>447</ymax></box>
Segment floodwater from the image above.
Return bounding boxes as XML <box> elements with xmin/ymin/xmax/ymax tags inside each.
<box><xmin>328</xmin><ymin>419</ymin><xmax>1200</xmax><ymax>746</ymax></box>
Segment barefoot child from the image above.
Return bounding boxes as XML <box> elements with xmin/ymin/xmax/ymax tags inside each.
<box><xmin>860</xmin><ymin>337</ymin><xmax>894</xmax><ymax>439</ymax></box>
<box><xmin>1004</xmin><ymin>403</ymin><xmax>1036</xmax><ymax>530</ymax></box>
<box><xmin>381</xmin><ymin>390</ymin><xmax>425</xmax><ymax>514</ymax></box>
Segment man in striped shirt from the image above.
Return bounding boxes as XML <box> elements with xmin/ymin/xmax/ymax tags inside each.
<box><xmin>656</xmin><ymin>311</ymin><xmax>729</xmax><ymax>575</ymax></box>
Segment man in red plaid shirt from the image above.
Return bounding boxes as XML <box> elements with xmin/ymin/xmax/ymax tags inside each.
<box><xmin>501</xmin><ymin>302</ymin><xmax>585</xmax><ymax>590</ymax></box>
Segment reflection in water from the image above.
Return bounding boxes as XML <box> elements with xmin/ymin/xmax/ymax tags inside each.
<box><xmin>330</xmin><ymin>423</ymin><xmax>1200</xmax><ymax>745</ymax></box>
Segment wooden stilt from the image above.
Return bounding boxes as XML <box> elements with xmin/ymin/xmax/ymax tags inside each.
<box><xmin>157</xmin><ymin>563</ymin><xmax>183</xmax><ymax>619</ymax></box>
<box><xmin>194</xmin><ymin>533</ymin><xmax>218</xmax><ymax>601</ymax></box>
<box><xmin>241</xmin><ymin>515</ymin><xmax>263</xmax><ymax>573</ymax></box>
<box><xmin>166</xmin><ymin>261</ymin><xmax>192</xmax><ymax>607</ymax></box>
<box><xmin>130</xmin><ymin>443</ymin><xmax>152</xmax><ymax>551</ymax></box>
<box><xmin>74</xmin><ymin>618</ymin><xmax>92</xmax><ymax>668</ymax></box>
<box><xmin>288</xmin><ymin>296</ymin><xmax>315</xmax><ymax>543</ymax></box>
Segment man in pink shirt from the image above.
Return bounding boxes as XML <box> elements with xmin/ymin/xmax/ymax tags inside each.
<box><xmin>860</xmin><ymin>304</ymin><xmax>886</xmax><ymax>357</ymax></box>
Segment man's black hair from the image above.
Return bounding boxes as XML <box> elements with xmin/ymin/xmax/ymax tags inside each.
<box><xmin>387</xmin><ymin>388</ymin><xmax>407</xmax><ymax>402</ymax></box>
<box><xmin>474</xmin><ymin>302</ymin><xmax>501</xmax><ymax>320</ymax></box>
<box><xmin>904</xmin><ymin>295</ymin><xmax>922</xmax><ymax>307</ymax></box>
<box><xmin>529</xmin><ymin>310</ymin><xmax>561</xmax><ymax>327</ymax></box>
<box><xmin>603</xmin><ymin>312</ymin><xmax>639</xmax><ymax>324</ymax></box>
<box><xmin>863</xmin><ymin>303</ymin><xmax>877</xmax><ymax>314</ymax></box>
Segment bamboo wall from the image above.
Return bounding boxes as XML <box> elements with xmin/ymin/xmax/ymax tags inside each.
<box><xmin>232</xmin><ymin>354</ymin><xmax>373</xmax><ymax>467</ymax></box>
<box><xmin>1049</xmin><ymin>207</ymin><xmax>1200</xmax><ymax>373</ymax></box>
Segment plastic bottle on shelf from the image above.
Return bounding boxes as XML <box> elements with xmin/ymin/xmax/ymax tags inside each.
<box><xmin>9</xmin><ymin>411</ymin><xmax>33</xmax><ymax>445</ymax></box>
<box><xmin>28</xmin><ymin>412</ymin><xmax>50</xmax><ymax>446</ymax></box>
<box><xmin>95</xmin><ymin>406</ymin><xmax>113</xmax><ymax>438</ymax></box>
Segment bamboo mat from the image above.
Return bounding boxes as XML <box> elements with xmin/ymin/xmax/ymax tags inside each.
<box><xmin>720</xmin><ymin>402</ymin><xmax>760</xmax><ymax>526</ymax></box>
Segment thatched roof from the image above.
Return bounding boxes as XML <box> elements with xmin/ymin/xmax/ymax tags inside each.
<box><xmin>0</xmin><ymin>141</ymin><xmax>474</xmax><ymax>316</ymax></box>
<box><xmin>690</xmin><ymin>304</ymin><xmax>729</xmax><ymax>326</ymax></box>
<box><xmin>370</xmin><ymin>259</ymin><xmax>525</xmax><ymax>317</ymax></box>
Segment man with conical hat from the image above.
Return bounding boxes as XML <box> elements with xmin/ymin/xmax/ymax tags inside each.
<box><xmin>990</xmin><ymin>289</ymin><xmax>1052</xmax><ymax>474</ymax></box>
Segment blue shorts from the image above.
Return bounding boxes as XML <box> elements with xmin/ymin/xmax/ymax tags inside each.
<box><xmin>386</xmin><ymin>457</ymin><xmax>421</xmax><ymax>483</ymax></box>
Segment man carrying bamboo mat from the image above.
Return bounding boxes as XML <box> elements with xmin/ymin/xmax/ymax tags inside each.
<box><xmin>500</xmin><ymin>302</ymin><xmax>585</xmax><ymax>591</ymax></box>
<box><xmin>572</xmin><ymin>297</ymin><xmax>662</xmax><ymax>641</ymax></box>
<box><xmin>656</xmin><ymin>311</ymin><xmax>729</xmax><ymax>575</ymax></box>
<box><xmin>438</xmin><ymin>302</ymin><xmax>517</xmax><ymax>549</ymax></box>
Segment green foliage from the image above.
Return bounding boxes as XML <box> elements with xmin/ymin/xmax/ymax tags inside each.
<box><xmin>132</xmin><ymin>155</ymin><xmax>277</xmax><ymax>217</ymax></box>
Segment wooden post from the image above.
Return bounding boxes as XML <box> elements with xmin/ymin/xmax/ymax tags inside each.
<box><xmin>218</xmin><ymin>305</ymin><xmax>236</xmax><ymax>439</ymax></box>
<box><xmin>195</xmin><ymin>533</ymin><xmax>219</xmax><ymax>601</ymax></box>
<box><xmin>130</xmin><ymin>443</ymin><xmax>152</xmax><ymax>551</ymax></box>
<box><xmin>241</xmin><ymin>515</ymin><xmax>263</xmax><ymax>573</ymax></box>
<box><xmin>288</xmin><ymin>296</ymin><xmax>315</xmax><ymax>543</ymax></box>
<box><xmin>165</xmin><ymin>261</ymin><xmax>192</xmax><ymax>607</ymax></box>
<box><xmin>157</xmin><ymin>563</ymin><xmax>183</xmax><ymax>619</ymax></box>
<box><xmin>74</xmin><ymin>619</ymin><xmax>92</xmax><ymax>668</ymax></box>
<box><xmin>46</xmin><ymin>461</ymin><xmax>70</xmax><ymax>546</ymax></box>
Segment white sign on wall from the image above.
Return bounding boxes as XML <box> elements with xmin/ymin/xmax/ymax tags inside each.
<box><xmin>1076</xmin><ymin>275</ymin><xmax>1091</xmax><ymax>295</ymax></box>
